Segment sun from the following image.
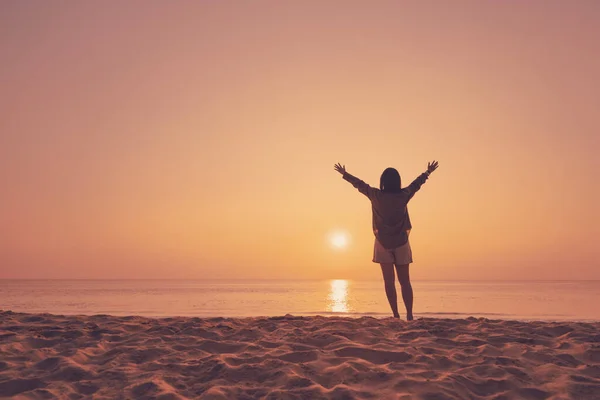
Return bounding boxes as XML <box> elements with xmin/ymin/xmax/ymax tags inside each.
<box><xmin>329</xmin><ymin>231</ymin><xmax>350</xmax><ymax>249</ymax></box>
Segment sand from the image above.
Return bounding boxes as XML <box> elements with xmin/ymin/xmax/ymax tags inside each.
<box><xmin>1</xmin><ymin>311</ymin><xmax>599</xmax><ymax>399</ymax></box>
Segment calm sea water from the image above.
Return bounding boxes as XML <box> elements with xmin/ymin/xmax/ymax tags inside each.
<box><xmin>1</xmin><ymin>280</ymin><xmax>599</xmax><ymax>321</ymax></box>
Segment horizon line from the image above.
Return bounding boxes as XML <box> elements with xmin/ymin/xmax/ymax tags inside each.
<box><xmin>1</xmin><ymin>278</ymin><xmax>600</xmax><ymax>282</ymax></box>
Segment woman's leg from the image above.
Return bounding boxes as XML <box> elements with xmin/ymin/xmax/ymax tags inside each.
<box><xmin>380</xmin><ymin>263</ymin><xmax>400</xmax><ymax>318</ymax></box>
<box><xmin>395</xmin><ymin>264</ymin><xmax>413</xmax><ymax>321</ymax></box>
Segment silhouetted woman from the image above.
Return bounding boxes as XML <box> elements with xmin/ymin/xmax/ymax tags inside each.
<box><xmin>334</xmin><ymin>161</ymin><xmax>439</xmax><ymax>320</ymax></box>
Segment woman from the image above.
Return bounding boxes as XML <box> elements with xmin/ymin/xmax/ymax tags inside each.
<box><xmin>334</xmin><ymin>161</ymin><xmax>439</xmax><ymax>320</ymax></box>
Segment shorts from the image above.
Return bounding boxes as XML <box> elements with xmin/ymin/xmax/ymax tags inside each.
<box><xmin>373</xmin><ymin>238</ymin><xmax>413</xmax><ymax>264</ymax></box>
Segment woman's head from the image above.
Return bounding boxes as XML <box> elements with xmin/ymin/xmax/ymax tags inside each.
<box><xmin>380</xmin><ymin>168</ymin><xmax>402</xmax><ymax>193</ymax></box>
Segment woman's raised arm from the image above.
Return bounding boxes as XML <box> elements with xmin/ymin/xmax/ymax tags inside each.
<box><xmin>334</xmin><ymin>163</ymin><xmax>374</xmax><ymax>198</ymax></box>
<box><xmin>405</xmin><ymin>160</ymin><xmax>439</xmax><ymax>199</ymax></box>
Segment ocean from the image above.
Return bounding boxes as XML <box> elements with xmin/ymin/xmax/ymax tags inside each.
<box><xmin>1</xmin><ymin>279</ymin><xmax>599</xmax><ymax>321</ymax></box>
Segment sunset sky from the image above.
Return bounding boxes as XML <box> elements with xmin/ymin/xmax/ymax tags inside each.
<box><xmin>1</xmin><ymin>1</ymin><xmax>599</xmax><ymax>280</ymax></box>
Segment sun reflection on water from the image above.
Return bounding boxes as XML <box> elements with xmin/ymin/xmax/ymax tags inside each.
<box><xmin>327</xmin><ymin>279</ymin><xmax>349</xmax><ymax>313</ymax></box>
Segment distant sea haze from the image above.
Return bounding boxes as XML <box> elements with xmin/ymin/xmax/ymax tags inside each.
<box><xmin>2</xmin><ymin>280</ymin><xmax>599</xmax><ymax>321</ymax></box>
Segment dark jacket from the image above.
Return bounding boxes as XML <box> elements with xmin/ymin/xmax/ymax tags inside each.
<box><xmin>343</xmin><ymin>172</ymin><xmax>429</xmax><ymax>249</ymax></box>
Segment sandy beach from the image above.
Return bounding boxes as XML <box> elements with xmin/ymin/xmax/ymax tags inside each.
<box><xmin>1</xmin><ymin>311</ymin><xmax>599</xmax><ymax>399</ymax></box>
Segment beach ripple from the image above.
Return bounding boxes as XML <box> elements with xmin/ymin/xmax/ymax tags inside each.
<box><xmin>0</xmin><ymin>311</ymin><xmax>599</xmax><ymax>399</ymax></box>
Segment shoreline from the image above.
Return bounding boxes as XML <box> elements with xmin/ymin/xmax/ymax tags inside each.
<box><xmin>1</xmin><ymin>311</ymin><xmax>600</xmax><ymax>399</ymax></box>
<box><xmin>2</xmin><ymin>309</ymin><xmax>599</xmax><ymax>323</ymax></box>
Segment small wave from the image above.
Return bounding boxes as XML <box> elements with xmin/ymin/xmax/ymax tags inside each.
<box><xmin>295</xmin><ymin>311</ymin><xmax>589</xmax><ymax>322</ymax></box>
<box><xmin>418</xmin><ymin>312</ymin><xmax>505</xmax><ymax>316</ymax></box>
<box><xmin>299</xmin><ymin>311</ymin><xmax>391</xmax><ymax>316</ymax></box>
<box><xmin>299</xmin><ymin>311</ymin><xmax>511</xmax><ymax>317</ymax></box>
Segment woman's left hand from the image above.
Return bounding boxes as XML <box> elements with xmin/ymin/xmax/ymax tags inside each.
<box><xmin>334</xmin><ymin>163</ymin><xmax>346</xmax><ymax>175</ymax></box>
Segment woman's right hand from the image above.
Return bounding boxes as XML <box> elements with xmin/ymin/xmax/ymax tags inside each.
<box><xmin>334</xmin><ymin>163</ymin><xmax>346</xmax><ymax>175</ymax></box>
<box><xmin>427</xmin><ymin>160</ymin><xmax>439</xmax><ymax>174</ymax></box>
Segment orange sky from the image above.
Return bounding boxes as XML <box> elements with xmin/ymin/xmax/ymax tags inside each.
<box><xmin>1</xmin><ymin>1</ymin><xmax>599</xmax><ymax>280</ymax></box>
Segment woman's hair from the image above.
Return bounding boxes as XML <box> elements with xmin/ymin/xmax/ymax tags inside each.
<box><xmin>380</xmin><ymin>167</ymin><xmax>402</xmax><ymax>193</ymax></box>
